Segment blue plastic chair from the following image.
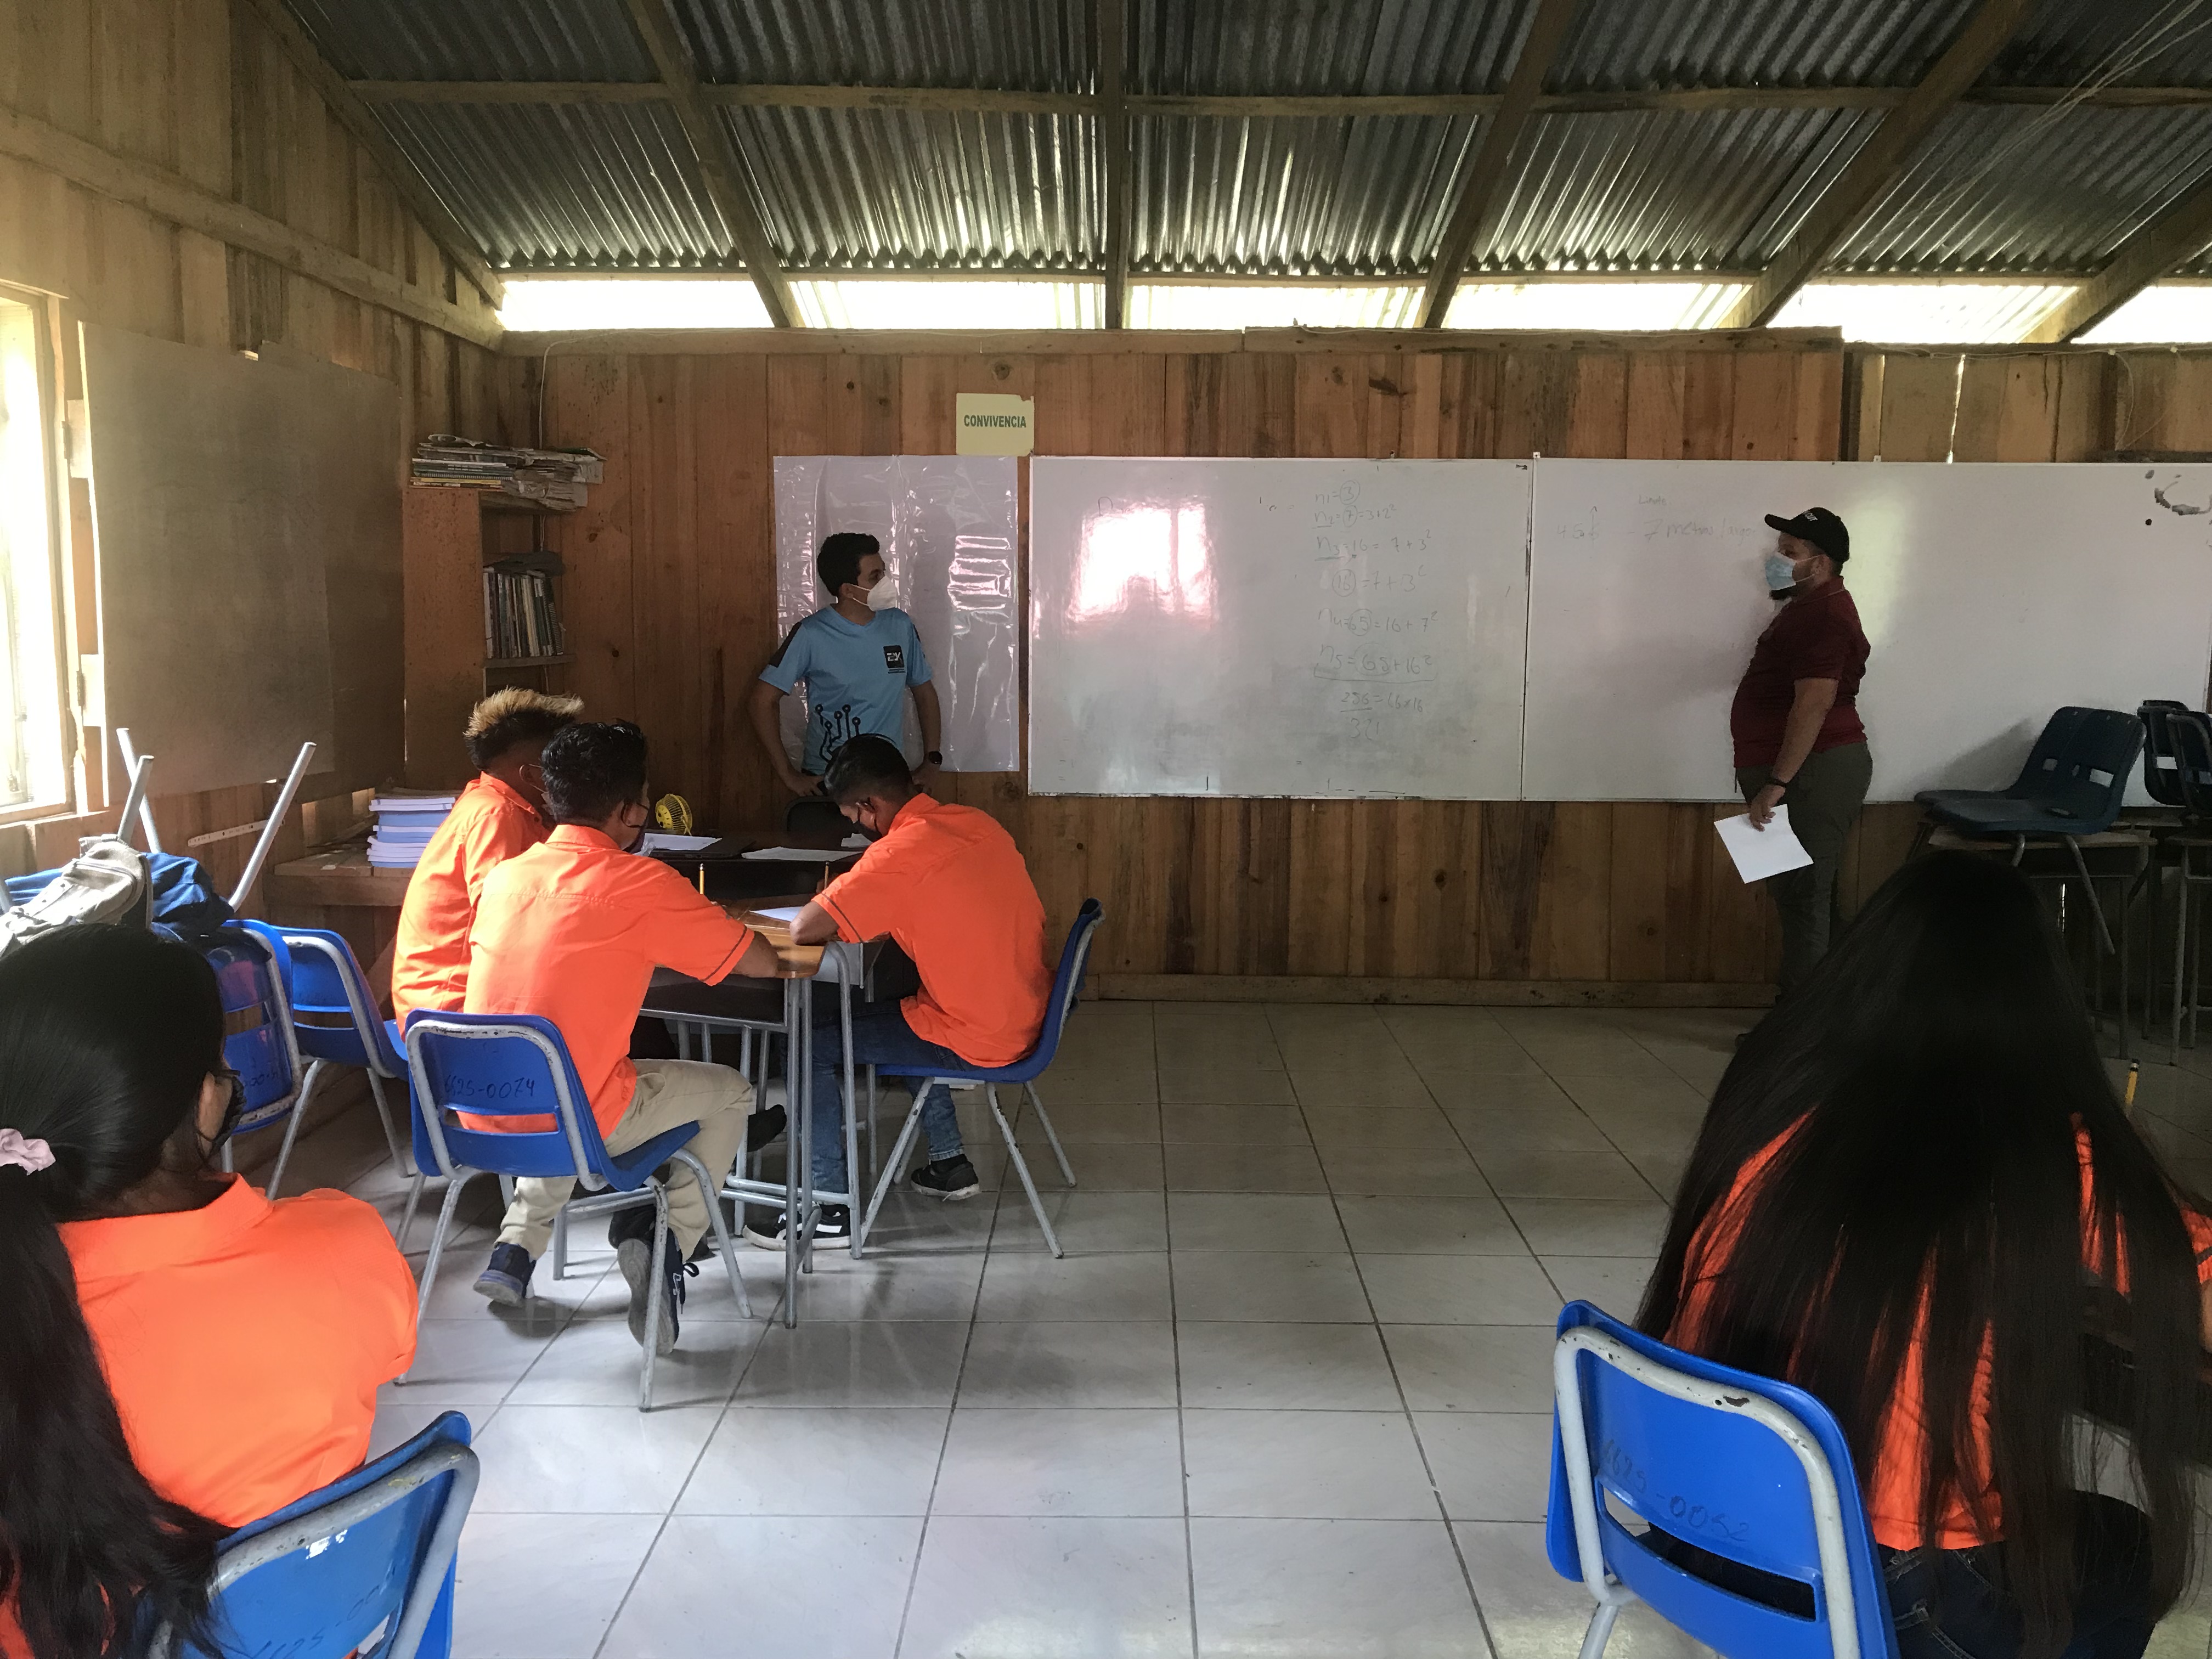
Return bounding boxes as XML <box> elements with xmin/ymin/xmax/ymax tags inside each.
<box><xmin>399</xmin><ymin>1012</ymin><xmax>753</xmax><ymax>1408</ymax></box>
<box><xmin>203</xmin><ymin>928</ymin><xmax>308</xmax><ymax>1189</ymax></box>
<box><xmin>150</xmin><ymin>1410</ymin><xmax>478</xmax><ymax>1659</ymax></box>
<box><xmin>1547</xmin><ymin>1301</ymin><xmax>1898</xmax><ymax>1659</ymax></box>
<box><xmin>856</xmin><ymin>899</ymin><xmax>1103</xmax><ymax>1259</ymax></box>
<box><xmin>244</xmin><ymin>921</ymin><xmax>411</xmax><ymax>1196</ymax></box>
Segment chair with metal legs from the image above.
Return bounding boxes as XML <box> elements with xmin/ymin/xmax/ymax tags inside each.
<box><xmin>857</xmin><ymin>900</ymin><xmax>1103</xmax><ymax>1259</ymax></box>
<box><xmin>243</xmin><ymin>921</ymin><xmax>411</xmax><ymax>1195</ymax></box>
<box><xmin>396</xmin><ymin>1012</ymin><xmax>754</xmax><ymax>1410</ymax></box>
<box><xmin>2160</xmin><ymin>709</ymin><xmax>2212</xmax><ymax>1058</ymax></box>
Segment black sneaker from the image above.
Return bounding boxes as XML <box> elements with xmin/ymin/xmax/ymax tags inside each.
<box><xmin>910</xmin><ymin>1155</ymin><xmax>981</xmax><ymax>1201</ymax></box>
<box><xmin>742</xmin><ymin>1203</ymin><xmax>852</xmax><ymax>1249</ymax></box>
<box><xmin>474</xmin><ymin>1242</ymin><xmax>534</xmax><ymax>1307</ymax></box>
<box><xmin>616</xmin><ymin>1221</ymin><xmax>695</xmax><ymax>1355</ymax></box>
<box><xmin>746</xmin><ymin>1103</ymin><xmax>787</xmax><ymax>1152</ymax></box>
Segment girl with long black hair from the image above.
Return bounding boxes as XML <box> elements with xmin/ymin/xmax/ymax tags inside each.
<box><xmin>1639</xmin><ymin>850</ymin><xmax>2212</xmax><ymax>1659</ymax></box>
<box><xmin>0</xmin><ymin>926</ymin><xmax>416</xmax><ymax>1658</ymax></box>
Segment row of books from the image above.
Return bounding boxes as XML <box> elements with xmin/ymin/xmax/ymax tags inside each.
<box><xmin>484</xmin><ymin>562</ymin><xmax>566</xmax><ymax>662</ymax></box>
<box><xmin>365</xmin><ymin>792</ymin><xmax>455</xmax><ymax>870</ymax></box>
<box><xmin>412</xmin><ymin>435</ymin><xmax>605</xmax><ymax>510</ymax></box>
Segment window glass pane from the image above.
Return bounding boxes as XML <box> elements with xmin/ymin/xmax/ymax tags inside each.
<box><xmin>0</xmin><ymin>297</ymin><xmax>63</xmax><ymax>810</ymax></box>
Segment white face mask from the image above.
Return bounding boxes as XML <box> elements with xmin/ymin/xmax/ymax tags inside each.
<box><xmin>1762</xmin><ymin>551</ymin><xmax>1801</xmax><ymax>593</ymax></box>
<box><xmin>862</xmin><ymin>576</ymin><xmax>899</xmax><ymax>612</ymax></box>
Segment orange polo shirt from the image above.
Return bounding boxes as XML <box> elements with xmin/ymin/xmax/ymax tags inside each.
<box><xmin>64</xmin><ymin>1176</ymin><xmax>416</xmax><ymax>1526</ymax></box>
<box><xmin>463</xmin><ymin>825</ymin><xmax>756</xmax><ymax>1134</ymax></box>
<box><xmin>391</xmin><ymin>774</ymin><xmax>548</xmax><ymax>1022</ymax></box>
<box><xmin>816</xmin><ymin>794</ymin><xmax>1051</xmax><ymax>1067</ymax></box>
<box><xmin>1673</xmin><ymin>1121</ymin><xmax>2212</xmax><ymax>1550</ymax></box>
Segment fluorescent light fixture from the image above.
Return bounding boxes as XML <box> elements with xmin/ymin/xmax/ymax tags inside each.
<box><xmin>1770</xmin><ymin>281</ymin><xmax>2078</xmax><ymax>344</ymax></box>
<box><xmin>792</xmin><ymin>280</ymin><xmax>1103</xmax><ymax>329</ymax></box>
<box><xmin>2078</xmin><ymin>283</ymin><xmax>2212</xmax><ymax>345</ymax></box>
<box><xmin>1127</xmin><ymin>284</ymin><xmax>1423</xmax><ymax>329</ymax></box>
<box><xmin>496</xmin><ymin>278</ymin><xmax>774</xmax><ymax>330</ymax></box>
<box><xmin>1443</xmin><ymin>281</ymin><xmax>1750</xmax><ymax>331</ymax></box>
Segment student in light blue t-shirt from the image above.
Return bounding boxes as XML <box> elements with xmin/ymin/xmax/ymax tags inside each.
<box><xmin>749</xmin><ymin>532</ymin><xmax>943</xmax><ymax>798</ymax></box>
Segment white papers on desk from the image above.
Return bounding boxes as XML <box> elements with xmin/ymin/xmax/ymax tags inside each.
<box><xmin>1715</xmin><ymin>805</ymin><xmax>1814</xmax><ymax>884</ymax></box>
<box><xmin>741</xmin><ymin>847</ymin><xmax>851</xmax><ymax>862</ymax></box>
<box><xmin>751</xmin><ymin>905</ymin><xmax>806</xmax><ymax>924</ymax></box>
<box><xmin>640</xmin><ymin>832</ymin><xmax>716</xmax><ymax>853</ymax></box>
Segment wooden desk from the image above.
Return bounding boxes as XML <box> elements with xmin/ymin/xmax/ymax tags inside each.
<box><xmin>263</xmin><ymin>848</ymin><xmax>413</xmax><ymax>1011</ymax></box>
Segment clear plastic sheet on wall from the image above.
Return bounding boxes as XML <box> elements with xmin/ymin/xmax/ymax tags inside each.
<box><xmin>773</xmin><ymin>456</ymin><xmax>1021</xmax><ymax>772</ymax></box>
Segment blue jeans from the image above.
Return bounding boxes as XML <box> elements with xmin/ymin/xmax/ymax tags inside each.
<box><xmin>809</xmin><ymin>1000</ymin><xmax>968</xmax><ymax>1195</ymax></box>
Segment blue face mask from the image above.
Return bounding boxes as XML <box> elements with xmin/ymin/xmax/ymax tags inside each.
<box><xmin>1763</xmin><ymin>552</ymin><xmax>1799</xmax><ymax>592</ymax></box>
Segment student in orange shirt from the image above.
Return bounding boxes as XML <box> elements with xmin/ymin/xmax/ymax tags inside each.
<box><xmin>0</xmin><ymin>926</ymin><xmax>415</xmax><ymax>1659</ymax></box>
<box><xmin>464</xmin><ymin>720</ymin><xmax>781</xmax><ymax>1348</ymax></box>
<box><xmin>1639</xmin><ymin>854</ymin><xmax>2212</xmax><ymax>1659</ymax></box>
<box><xmin>755</xmin><ymin>735</ymin><xmax>1051</xmax><ymax>1247</ymax></box>
<box><xmin>390</xmin><ymin>687</ymin><xmax>582</xmax><ymax>1022</ymax></box>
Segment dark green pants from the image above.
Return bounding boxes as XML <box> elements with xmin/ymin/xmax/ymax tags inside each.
<box><xmin>1736</xmin><ymin>741</ymin><xmax>1872</xmax><ymax>994</ymax></box>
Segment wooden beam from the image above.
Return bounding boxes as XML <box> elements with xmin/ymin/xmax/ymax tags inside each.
<box><xmin>1418</xmin><ymin>0</ymin><xmax>1585</xmax><ymax>328</ymax></box>
<box><xmin>621</xmin><ymin>0</ymin><xmax>796</xmax><ymax>328</ymax></box>
<box><xmin>0</xmin><ymin>102</ymin><xmax>502</xmax><ymax>348</ymax></box>
<box><xmin>1097</xmin><ymin>0</ymin><xmax>1131</xmax><ymax>328</ymax></box>
<box><xmin>498</xmin><ymin>324</ymin><xmax>1842</xmax><ymax>356</ymax></box>
<box><xmin>1717</xmin><ymin>0</ymin><xmax>2030</xmax><ymax>329</ymax></box>
<box><xmin>346</xmin><ymin>80</ymin><xmax>2212</xmax><ymax>116</ymax></box>
<box><xmin>2027</xmin><ymin>171</ymin><xmax>2212</xmax><ymax>342</ymax></box>
<box><xmin>233</xmin><ymin>0</ymin><xmax>504</xmax><ymax>308</ymax></box>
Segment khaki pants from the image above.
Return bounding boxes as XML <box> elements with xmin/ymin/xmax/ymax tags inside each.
<box><xmin>496</xmin><ymin>1058</ymin><xmax>753</xmax><ymax>1260</ymax></box>
<box><xmin>1736</xmin><ymin>740</ymin><xmax>1872</xmax><ymax>995</ymax></box>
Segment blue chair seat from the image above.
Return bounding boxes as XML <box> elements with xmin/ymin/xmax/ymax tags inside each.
<box><xmin>1910</xmin><ymin>792</ymin><xmax>2100</xmax><ymax>837</ymax></box>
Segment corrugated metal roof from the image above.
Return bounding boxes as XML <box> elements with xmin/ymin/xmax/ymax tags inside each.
<box><xmin>377</xmin><ymin>102</ymin><xmax>730</xmax><ymax>268</ymax></box>
<box><xmin>728</xmin><ymin>107</ymin><xmax>1098</xmax><ymax>270</ymax></box>
<box><xmin>1987</xmin><ymin>0</ymin><xmax>2212</xmax><ymax>87</ymax></box>
<box><xmin>1552</xmin><ymin>0</ymin><xmax>1982</xmax><ymax>92</ymax></box>
<box><xmin>680</xmin><ymin>0</ymin><xmax>1090</xmax><ymax>89</ymax></box>
<box><xmin>285</xmin><ymin>0</ymin><xmax>653</xmax><ymax>82</ymax></box>
<box><xmin>1130</xmin><ymin>0</ymin><xmax>1538</xmax><ymax>95</ymax></box>
<box><xmin>1475</xmin><ymin>108</ymin><xmax>1876</xmax><ymax>273</ymax></box>
<box><xmin>1132</xmin><ymin>115</ymin><xmax>1475</xmax><ymax>276</ymax></box>
<box><xmin>1836</xmin><ymin>104</ymin><xmax>2212</xmax><ymax>273</ymax></box>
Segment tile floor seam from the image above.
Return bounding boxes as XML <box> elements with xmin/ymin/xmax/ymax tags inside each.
<box><xmin>1612</xmin><ymin>1019</ymin><xmax>1714</xmax><ymax>1199</ymax></box>
<box><xmin>587</xmin><ymin>1508</ymin><xmax>678</xmax><ymax>1659</ymax></box>
<box><xmin>1165</xmin><ymin>1198</ymin><xmax>1205</xmax><ymax>1659</ymax></box>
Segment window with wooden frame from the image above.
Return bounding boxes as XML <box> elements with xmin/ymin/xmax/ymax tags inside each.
<box><xmin>0</xmin><ymin>284</ymin><xmax>71</xmax><ymax>817</ymax></box>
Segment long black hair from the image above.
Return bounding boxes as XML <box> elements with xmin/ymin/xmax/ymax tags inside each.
<box><xmin>0</xmin><ymin>926</ymin><xmax>232</xmax><ymax>1657</ymax></box>
<box><xmin>1638</xmin><ymin>851</ymin><xmax>2205</xmax><ymax>1656</ymax></box>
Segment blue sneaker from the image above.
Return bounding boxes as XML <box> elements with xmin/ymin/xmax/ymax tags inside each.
<box><xmin>616</xmin><ymin>1222</ymin><xmax>695</xmax><ymax>1356</ymax></box>
<box><xmin>474</xmin><ymin>1242</ymin><xmax>533</xmax><ymax>1308</ymax></box>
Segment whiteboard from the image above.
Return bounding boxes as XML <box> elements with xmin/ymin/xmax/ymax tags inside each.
<box><xmin>772</xmin><ymin>456</ymin><xmax>1020</xmax><ymax>771</ymax></box>
<box><xmin>1523</xmin><ymin>459</ymin><xmax>2212</xmax><ymax>802</ymax></box>
<box><xmin>1030</xmin><ymin>458</ymin><xmax>1532</xmax><ymax>798</ymax></box>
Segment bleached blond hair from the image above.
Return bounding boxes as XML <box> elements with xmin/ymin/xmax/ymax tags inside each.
<box><xmin>464</xmin><ymin>687</ymin><xmax>584</xmax><ymax>768</ymax></box>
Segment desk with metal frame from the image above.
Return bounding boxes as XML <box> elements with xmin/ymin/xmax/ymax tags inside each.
<box><xmin>639</xmin><ymin>911</ymin><xmax>882</xmax><ymax>1328</ymax></box>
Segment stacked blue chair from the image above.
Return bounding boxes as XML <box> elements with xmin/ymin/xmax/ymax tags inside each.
<box><xmin>204</xmin><ymin>927</ymin><xmax>308</xmax><ymax>1187</ymax></box>
<box><xmin>149</xmin><ymin>1410</ymin><xmax>478</xmax><ymax>1659</ymax></box>
<box><xmin>856</xmin><ymin>899</ymin><xmax>1103</xmax><ymax>1259</ymax></box>
<box><xmin>1547</xmin><ymin>1300</ymin><xmax>1897</xmax><ymax>1659</ymax></box>
<box><xmin>244</xmin><ymin>921</ymin><xmax>411</xmax><ymax>1195</ymax></box>
<box><xmin>400</xmin><ymin>1012</ymin><xmax>753</xmax><ymax>1408</ymax></box>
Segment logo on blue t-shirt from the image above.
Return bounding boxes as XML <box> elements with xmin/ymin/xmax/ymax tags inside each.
<box><xmin>884</xmin><ymin>645</ymin><xmax>905</xmax><ymax>672</ymax></box>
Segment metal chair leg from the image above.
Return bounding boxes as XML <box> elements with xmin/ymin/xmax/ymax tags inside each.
<box><xmin>1023</xmin><ymin>1082</ymin><xmax>1078</xmax><ymax>1188</ymax></box>
<box><xmin>674</xmin><ymin>1147</ymin><xmax>753</xmax><ymax>1320</ymax></box>
<box><xmin>397</xmin><ymin>1170</ymin><xmax>427</xmax><ymax>1255</ymax></box>
<box><xmin>2174</xmin><ymin>858</ymin><xmax>2191</xmax><ymax>1064</ymax></box>
<box><xmin>2065</xmin><ymin>837</ymin><xmax>2118</xmax><ymax>956</ymax></box>
<box><xmin>265</xmin><ymin>1059</ymin><xmax>325</xmax><ymax>1199</ymax></box>
<box><xmin>364</xmin><ymin>1065</ymin><xmax>410</xmax><ymax>1178</ymax></box>
<box><xmin>551</xmin><ymin>1207</ymin><xmax>569</xmax><ymax>1281</ymax></box>
<box><xmin>856</xmin><ymin>1103</ymin><xmax>929</xmax><ymax>1256</ymax></box>
<box><xmin>991</xmin><ymin>1086</ymin><xmax>1063</xmax><ymax>1259</ymax></box>
<box><xmin>1576</xmin><ymin>1600</ymin><xmax>1622</xmax><ymax>1659</ymax></box>
<box><xmin>639</xmin><ymin>1187</ymin><xmax>669</xmax><ymax>1412</ymax></box>
<box><xmin>402</xmin><ymin>1171</ymin><xmax>479</xmax><ymax>1380</ymax></box>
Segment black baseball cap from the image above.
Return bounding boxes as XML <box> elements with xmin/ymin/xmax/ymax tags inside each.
<box><xmin>1764</xmin><ymin>507</ymin><xmax>1849</xmax><ymax>566</ymax></box>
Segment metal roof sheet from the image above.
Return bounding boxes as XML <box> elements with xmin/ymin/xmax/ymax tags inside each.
<box><xmin>1130</xmin><ymin>0</ymin><xmax>1538</xmax><ymax>95</ymax></box>
<box><xmin>1836</xmin><ymin>103</ymin><xmax>2212</xmax><ymax>273</ymax></box>
<box><xmin>285</xmin><ymin>0</ymin><xmax>654</xmax><ymax>82</ymax></box>
<box><xmin>1987</xmin><ymin>0</ymin><xmax>2212</xmax><ymax>87</ymax></box>
<box><xmin>679</xmin><ymin>0</ymin><xmax>1090</xmax><ymax>89</ymax></box>
<box><xmin>1551</xmin><ymin>0</ymin><xmax>1983</xmax><ymax>92</ymax></box>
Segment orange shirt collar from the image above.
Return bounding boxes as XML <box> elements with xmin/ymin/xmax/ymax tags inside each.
<box><xmin>473</xmin><ymin>771</ymin><xmax>540</xmax><ymax>817</ymax></box>
<box><xmin>545</xmin><ymin>822</ymin><xmax>623</xmax><ymax>853</ymax></box>
<box><xmin>61</xmin><ymin>1173</ymin><xmax>267</xmax><ymax>1282</ymax></box>
<box><xmin>884</xmin><ymin>792</ymin><xmax>938</xmax><ymax>834</ymax></box>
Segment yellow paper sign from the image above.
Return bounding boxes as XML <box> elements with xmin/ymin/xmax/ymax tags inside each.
<box><xmin>956</xmin><ymin>392</ymin><xmax>1035</xmax><ymax>456</ymax></box>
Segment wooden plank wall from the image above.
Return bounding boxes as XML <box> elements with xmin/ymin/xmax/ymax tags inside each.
<box><xmin>517</xmin><ymin>337</ymin><xmax>1849</xmax><ymax>996</ymax></box>
<box><xmin>0</xmin><ymin>0</ymin><xmax>509</xmax><ymax>896</ymax></box>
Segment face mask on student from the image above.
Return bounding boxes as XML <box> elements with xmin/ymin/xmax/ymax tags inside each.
<box><xmin>862</xmin><ymin>577</ymin><xmax>899</xmax><ymax>612</ymax></box>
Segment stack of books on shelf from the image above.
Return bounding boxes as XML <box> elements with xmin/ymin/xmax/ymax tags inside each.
<box><xmin>366</xmin><ymin>792</ymin><xmax>456</xmax><ymax>869</ymax></box>
<box><xmin>412</xmin><ymin>435</ymin><xmax>605</xmax><ymax>510</ymax></box>
<box><xmin>484</xmin><ymin>561</ymin><xmax>566</xmax><ymax>662</ymax></box>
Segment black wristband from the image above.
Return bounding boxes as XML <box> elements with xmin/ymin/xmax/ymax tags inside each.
<box><xmin>926</xmin><ymin>750</ymin><xmax>944</xmax><ymax>765</ymax></box>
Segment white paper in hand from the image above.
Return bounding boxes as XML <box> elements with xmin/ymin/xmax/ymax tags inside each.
<box><xmin>1715</xmin><ymin>805</ymin><xmax>1815</xmax><ymax>884</ymax></box>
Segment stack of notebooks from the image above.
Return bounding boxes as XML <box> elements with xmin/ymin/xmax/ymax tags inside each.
<box><xmin>484</xmin><ymin>562</ymin><xmax>566</xmax><ymax>661</ymax></box>
<box><xmin>366</xmin><ymin>792</ymin><xmax>456</xmax><ymax>869</ymax></box>
<box><xmin>412</xmin><ymin>436</ymin><xmax>605</xmax><ymax>510</ymax></box>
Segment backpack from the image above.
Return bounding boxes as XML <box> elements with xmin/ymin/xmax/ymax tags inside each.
<box><xmin>0</xmin><ymin>836</ymin><xmax>149</xmax><ymax>958</ymax></box>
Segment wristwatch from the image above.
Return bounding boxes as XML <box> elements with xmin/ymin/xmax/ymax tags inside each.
<box><xmin>926</xmin><ymin>750</ymin><xmax>944</xmax><ymax>766</ymax></box>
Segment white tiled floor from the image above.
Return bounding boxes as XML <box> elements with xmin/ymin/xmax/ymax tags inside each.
<box><xmin>250</xmin><ymin>1002</ymin><xmax>2212</xmax><ymax>1659</ymax></box>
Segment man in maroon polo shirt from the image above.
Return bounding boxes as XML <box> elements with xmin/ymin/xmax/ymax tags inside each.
<box><xmin>1731</xmin><ymin>506</ymin><xmax>1872</xmax><ymax>994</ymax></box>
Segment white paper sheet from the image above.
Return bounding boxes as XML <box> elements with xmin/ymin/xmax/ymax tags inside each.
<box><xmin>749</xmin><ymin>905</ymin><xmax>807</xmax><ymax>924</ymax></box>
<box><xmin>640</xmin><ymin>832</ymin><xmax>716</xmax><ymax>853</ymax></box>
<box><xmin>1715</xmin><ymin>806</ymin><xmax>1815</xmax><ymax>883</ymax></box>
<box><xmin>740</xmin><ymin>847</ymin><xmax>853</xmax><ymax>862</ymax></box>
